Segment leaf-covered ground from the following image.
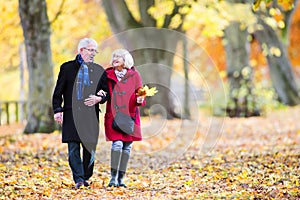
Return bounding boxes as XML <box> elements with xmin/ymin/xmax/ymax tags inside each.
<box><xmin>0</xmin><ymin>107</ymin><xmax>300</xmax><ymax>199</ymax></box>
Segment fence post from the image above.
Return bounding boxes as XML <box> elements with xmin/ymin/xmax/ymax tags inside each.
<box><xmin>15</xmin><ymin>101</ymin><xmax>19</xmax><ymax>123</ymax></box>
<box><xmin>0</xmin><ymin>102</ymin><xmax>2</xmax><ymax>125</ymax></box>
<box><xmin>5</xmin><ymin>102</ymin><xmax>9</xmax><ymax>125</ymax></box>
<box><xmin>0</xmin><ymin>101</ymin><xmax>27</xmax><ymax>125</ymax></box>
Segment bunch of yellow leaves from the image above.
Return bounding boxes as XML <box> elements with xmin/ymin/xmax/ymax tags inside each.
<box><xmin>136</xmin><ymin>85</ymin><xmax>158</xmax><ymax>97</ymax></box>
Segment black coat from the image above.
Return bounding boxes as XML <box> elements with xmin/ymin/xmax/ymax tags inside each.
<box><xmin>52</xmin><ymin>58</ymin><xmax>108</xmax><ymax>143</ymax></box>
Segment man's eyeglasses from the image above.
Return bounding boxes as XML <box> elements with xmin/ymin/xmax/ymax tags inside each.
<box><xmin>83</xmin><ymin>48</ymin><xmax>98</xmax><ymax>54</ymax></box>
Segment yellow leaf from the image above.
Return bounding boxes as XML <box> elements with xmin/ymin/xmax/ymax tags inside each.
<box><xmin>184</xmin><ymin>180</ymin><xmax>193</xmax><ymax>185</ymax></box>
<box><xmin>137</xmin><ymin>85</ymin><xmax>158</xmax><ymax>97</ymax></box>
<box><xmin>253</xmin><ymin>0</ymin><xmax>262</xmax><ymax>11</ymax></box>
<box><xmin>270</xmin><ymin>47</ymin><xmax>282</xmax><ymax>57</ymax></box>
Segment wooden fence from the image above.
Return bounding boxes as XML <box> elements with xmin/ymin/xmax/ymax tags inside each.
<box><xmin>0</xmin><ymin>101</ymin><xmax>26</xmax><ymax>125</ymax></box>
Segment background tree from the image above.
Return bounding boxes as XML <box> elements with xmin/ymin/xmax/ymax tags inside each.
<box><xmin>19</xmin><ymin>0</ymin><xmax>55</xmax><ymax>133</ymax></box>
<box><xmin>253</xmin><ymin>0</ymin><xmax>300</xmax><ymax>105</ymax></box>
<box><xmin>100</xmin><ymin>0</ymin><xmax>190</xmax><ymax>118</ymax></box>
<box><xmin>223</xmin><ymin>0</ymin><xmax>300</xmax><ymax>113</ymax></box>
<box><xmin>186</xmin><ymin>0</ymin><xmax>300</xmax><ymax>117</ymax></box>
<box><xmin>185</xmin><ymin>1</ymin><xmax>260</xmax><ymax>116</ymax></box>
<box><xmin>223</xmin><ymin>0</ymin><xmax>259</xmax><ymax>117</ymax></box>
<box><xmin>2</xmin><ymin>0</ymin><xmax>300</xmax><ymax>127</ymax></box>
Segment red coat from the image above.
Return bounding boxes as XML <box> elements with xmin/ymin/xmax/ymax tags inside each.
<box><xmin>104</xmin><ymin>66</ymin><xmax>145</xmax><ymax>141</ymax></box>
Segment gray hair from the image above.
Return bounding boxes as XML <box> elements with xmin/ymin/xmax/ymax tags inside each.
<box><xmin>110</xmin><ymin>49</ymin><xmax>134</xmax><ymax>69</ymax></box>
<box><xmin>77</xmin><ymin>38</ymin><xmax>98</xmax><ymax>53</ymax></box>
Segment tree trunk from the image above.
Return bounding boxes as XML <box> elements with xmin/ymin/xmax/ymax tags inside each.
<box><xmin>19</xmin><ymin>0</ymin><xmax>55</xmax><ymax>133</ymax></box>
<box><xmin>182</xmin><ymin>34</ymin><xmax>191</xmax><ymax>119</ymax></box>
<box><xmin>279</xmin><ymin>0</ymin><xmax>299</xmax><ymax>47</ymax></box>
<box><xmin>254</xmin><ymin>17</ymin><xmax>300</xmax><ymax>105</ymax></box>
<box><xmin>19</xmin><ymin>43</ymin><xmax>26</xmax><ymax>122</ymax></box>
<box><xmin>134</xmin><ymin>48</ymin><xmax>178</xmax><ymax>119</ymax></box>
<box><xmin>224</xmin><ymin>21</ymin><xmax>259</xmax><ymax>117</ymax></box>
<box><xmin>114</xmin><ymin>28</ymin><xmax>180</xmax><ymax>118</ymax></box>
<box><xmin>101</xmin><ymin>0</ymin><xmax>183</xmax><ymax>118</ymax></box>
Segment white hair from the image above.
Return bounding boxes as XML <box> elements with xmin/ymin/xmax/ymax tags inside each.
<box><xmin>110</xmin><ymin>49</ymin><xmax>134</xmax><ymax>69</ymax></box>
<box><xmin>77</xmin><ymin>38</ymin><xmax>98</xmax><ymax>53</ymax></box>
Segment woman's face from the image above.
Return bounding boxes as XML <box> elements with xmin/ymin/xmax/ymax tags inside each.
<box><xmin>112</xmin><ymin>54</ymin><xmax>125</xmax><ymax>68</ymax></box>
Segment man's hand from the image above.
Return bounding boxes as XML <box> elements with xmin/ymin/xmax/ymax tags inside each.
<box><xmin>54</xmin><ymin>112</ymin><xmax>63</xmax><ymax>124</ymax></box>
<box><xmin>97</xmin><ymin>90</ymin><xmax>107</xmax><ymax>97</ymax></box>
<box><xmin>84</xmin><ymin>95</ymin><xmax>102</xmax><ymax>106</ymax></box>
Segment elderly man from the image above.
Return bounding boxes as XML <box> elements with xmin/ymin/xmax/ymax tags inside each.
<box><xmin>52</xmin><ymin>38</ymin><xmax>108</xmax><ymax>189</ymax></box>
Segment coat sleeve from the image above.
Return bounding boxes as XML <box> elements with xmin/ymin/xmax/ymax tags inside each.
<box><xmin>52</xmin><ymin>64</ymin><xmax>66</xmax><ymax>113</ymax></box>
<box><xmin>135</xmin><ymin>70</ymin><xmax>146</xmax><ymax>107</ymax></box>
<box><xmin>96</xmin><ymin>70</ymin><xmax>110</xmax><ymax>104</ymax></box>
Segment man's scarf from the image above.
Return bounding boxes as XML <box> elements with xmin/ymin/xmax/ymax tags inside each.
<box><xmin>76</xmin><ymin>54</ymin><xmax>90</xmax><ymax>100</ymax></box>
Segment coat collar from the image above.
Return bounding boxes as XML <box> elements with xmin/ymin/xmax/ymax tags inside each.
<box><xmin>106</xmin><ymin>66</ymin><xmax>136</xmax><ymax>82</ymax></box>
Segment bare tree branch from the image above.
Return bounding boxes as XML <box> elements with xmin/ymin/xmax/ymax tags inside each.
<box><xmin>138</xmin><ymin>0</ymin><xmax>156</xmax><ymax>26</ymax></box>
<box><xmin>50</xmin><ymin>0</ymin><xmax>66</xmax><ymax>24</ymax></box>
<box><xmin>162</xmin><ymin>2</ymin><xmax>180</xmax><ymax>28</ymax></box>
<box><xmin>102</xmin><ymin>0</ymin><xmax>142</xmax><ymax>32</ymax></box>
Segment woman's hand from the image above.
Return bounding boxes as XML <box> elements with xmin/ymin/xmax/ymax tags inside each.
<box><xmin>84</xmin><ymin>95</ymin><xmax>102</xmax><ymax>106</ymax></box>
<box><xmin>136</xmin><ymin>96</ymin><xmax>145</xmax><ymax>104</ymax></box>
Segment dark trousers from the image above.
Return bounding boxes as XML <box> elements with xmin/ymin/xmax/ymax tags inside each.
<box><xmin>68</xmin><ymin>142</ymin><xmax>96</xmax><ymax>183</ymax></box>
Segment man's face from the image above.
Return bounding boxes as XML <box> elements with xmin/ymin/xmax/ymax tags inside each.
<box><xmin>80</xmin><ymin>43</ymin><xmax>98</xmax><ymax>62</ymax></box>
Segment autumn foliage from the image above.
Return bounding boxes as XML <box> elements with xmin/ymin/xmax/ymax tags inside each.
<box><xmin>1</xmin><ymin>106</ymin><xmax>300</xmax><ymax>199</ymax></box>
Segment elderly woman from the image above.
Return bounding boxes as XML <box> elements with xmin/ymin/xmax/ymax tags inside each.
<box><xmin>100</xmin><ymin>49</ymin><xmax>145</xmax><ymax>187</ymax></box>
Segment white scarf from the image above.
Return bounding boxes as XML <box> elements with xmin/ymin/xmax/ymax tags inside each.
<box><xmin>114</xmin><ymin>68</ymin><xmax>127</xmax><ymax>81</ymax></box>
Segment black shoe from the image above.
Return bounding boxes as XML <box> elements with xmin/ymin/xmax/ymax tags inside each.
<box><xmin>75</xmin><ymin>181</ymin><xmax>84</xmax><ymax>189</ymax></box>
<box><xmin>118</xmin><ymin>183</ymin><xmax>127</xmax><ymax>188</ymax></box>
<box><xmin>84</xmin><ymin>180</ymin><xmax>90</xmax><ymax>187</ymax></box>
